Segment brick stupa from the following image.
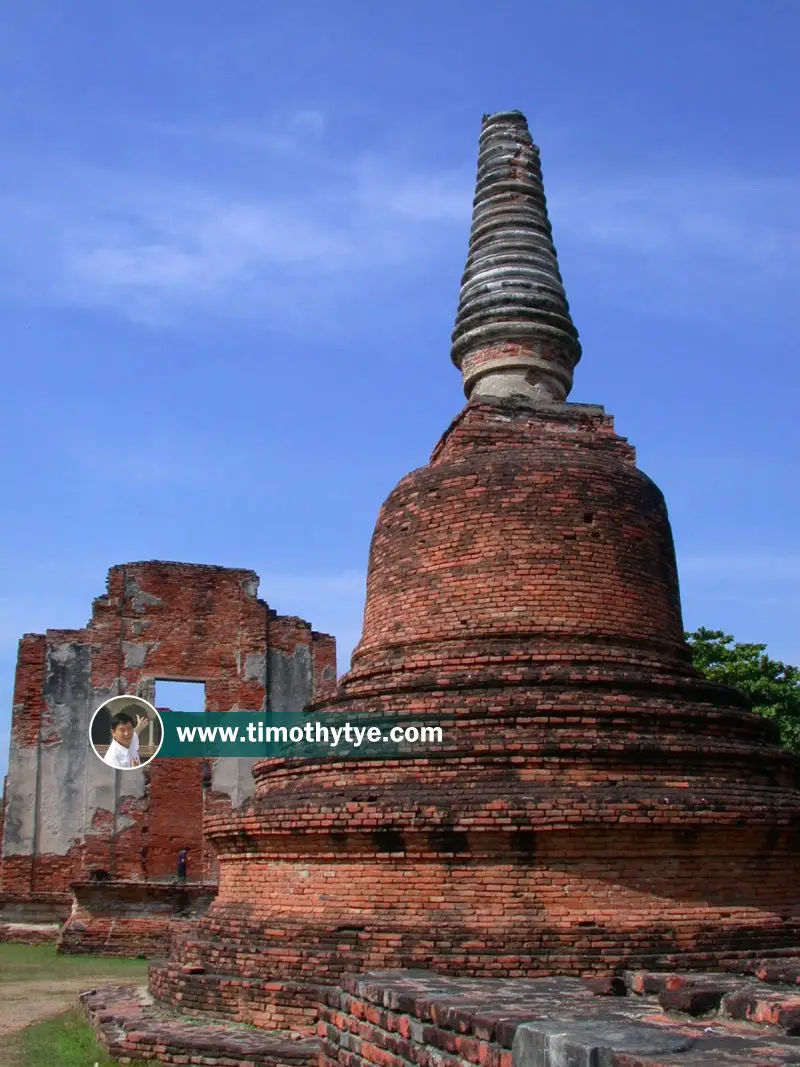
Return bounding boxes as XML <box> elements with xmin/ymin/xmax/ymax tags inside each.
<box><xmin>151</xmin><ymin>111</ymin><xmax>800</xmax><ymax>1033</ymax></box>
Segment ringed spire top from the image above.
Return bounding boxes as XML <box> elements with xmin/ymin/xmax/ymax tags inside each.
<box><xmin>451</xmin><ymin>110</ymin><xmax>581</xmax><ymax>404</ymax></box>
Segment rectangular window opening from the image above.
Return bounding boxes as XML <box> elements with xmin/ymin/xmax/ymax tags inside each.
<box><xmin>154</xmin><ymin>679</ymin><xmax>207</xmax><ymax>714</ymax></box>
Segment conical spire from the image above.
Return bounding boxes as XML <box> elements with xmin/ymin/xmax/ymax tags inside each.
<box><xmin>451</xmin><ymin>111</ymin><xmax>581</xmax><ymax>404</ymax></box>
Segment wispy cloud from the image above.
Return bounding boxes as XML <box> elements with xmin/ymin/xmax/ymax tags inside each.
<box><xmin>0</xmin><ymin>111</ymin><xmax>471</xmax><ymax>326</ymax></box>
<box><xmin>1</xmin><ymin>109</ymin><xmax>798</xmax><ymax>328</ymax></box>
<box><xmin>351</xmin><ymin>158</ymin><xmax>470</xmax><ymax>223</ymax></box>
<box><xmin>549</xmin><ymin>168</ymin><xmax>800</xmax><ymax>315</ymax></box>
<box><xmin>2</xmin><ymin>174</ymin><xmax>467</xmax><ymax>327</ymax></box>
<box><xmin>51</xmin><ymin>188</ymin><xmax>428</xmax><ymax>324</ymax></box>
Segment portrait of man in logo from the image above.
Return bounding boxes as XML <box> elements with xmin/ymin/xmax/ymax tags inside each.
<box><xmin>90</xmin><ymin>695</ymin><xmax>163</xmax><ymax>770</ymax></box>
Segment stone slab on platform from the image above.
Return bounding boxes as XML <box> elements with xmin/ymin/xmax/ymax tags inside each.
<box><xmin>319</xmin><ymin>967</ymin><xmax>800</xmax><ymax>1067</ymax></box>
<box><xmin>80</xmin><ymin>984</ymin><xmax>319</xmax><ymax>1066</ymax></box>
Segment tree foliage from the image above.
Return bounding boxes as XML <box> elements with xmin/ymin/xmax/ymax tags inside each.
<box><xmin>686</xmin><ymin>627</ymin><xmax>800</xmax><ymax>754</ymax></box>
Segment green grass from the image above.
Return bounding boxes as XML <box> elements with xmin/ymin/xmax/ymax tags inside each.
<box><xmin>0</xmin><ymin>946</ymin><xmax>151</xmax><ymax>1065</ymax></box>
<box><xmin>0</xmin><ymin>943</ymin><xmax>149</xmax><ymax>983</ymax></box>
<box><xmin>6</xmin><ymin>1007</ymin><xmax>151</xmax><ymax>1067</ymax></box>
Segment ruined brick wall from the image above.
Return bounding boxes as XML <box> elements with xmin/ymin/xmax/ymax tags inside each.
<box><xmin>0</xmin><ymin>776</ymin><xmax>6</xmax><ymax>863</ymax></box>
<box><xmin>0</xmin><ymin>890</ymin><xmax>72</xmax><ymax>944</ymax></box>
<box><xmin>0</xmin><ymin>561</ymin><xmax>335</xmax><ymax>898</ymax></box>
<box><xmin>59</xmin><ymin>880</ymin><xmax>217</xmax><ymax>957</ymax></box>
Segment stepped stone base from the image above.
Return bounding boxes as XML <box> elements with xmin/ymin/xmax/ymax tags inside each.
<box><xmin>321</xmin><ymin>964</ymin><xmax>800</xmax><ymax>1067</ymax></box>
<box><xmin>150</xmin><ymin>904</ymin><xmax>800</xmax><ymax>1031</ymax></box>
<box><xmin>84</xmin><ymin>956</ymin><xmax>800</xmax><ymax>1067</ymax></box>
<box><xmin>79</xmin><ymin>984</ymin><xmax>319</xmax><ymax>1066</ymax></box>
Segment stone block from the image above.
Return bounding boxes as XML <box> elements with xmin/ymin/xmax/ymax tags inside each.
<box><xmin>513</xmin><ymin>1018</ymin><xmax>693</xmax><ymax>1067</ymax></box>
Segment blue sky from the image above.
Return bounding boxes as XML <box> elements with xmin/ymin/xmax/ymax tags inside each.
<box><xmin>1</xmin><ymin>1</ymin><xmax>799</xmax><ymax>776</ymax></box>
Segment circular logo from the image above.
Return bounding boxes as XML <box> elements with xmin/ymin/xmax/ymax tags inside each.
<box><xmin>89</xmin><ymin>695</ymin><xmax>164</xmax><ymax>770</ymax></box>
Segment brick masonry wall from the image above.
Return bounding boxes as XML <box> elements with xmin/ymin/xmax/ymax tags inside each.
<box><xmin>81</xmin><ymin>983</ymin><xmax>321</xmax><ymax>1066</ymax></box>
<box><xmin>352</xmin><ymin>400</ymin><xmax>676</xmax><ymax>662</ymax></box>
<box><xmin>0</xmin><ymin>561</ymin><xmax>335</xmax><ymax>916</ymax></box>
<box><xmin>0</xmin><ymin>890</ymin><xmax>71</xmax><ymax>944</ymax></box>
<box><xmin>153</xmin><ymin>400</ymin><xmax>800</xmax><ymax>1025</ymax></box>
<box><xmin>0</xmin><ymin>924</ymin><xmax>61</xmax><ymax>944</ymax></box>
<box><xmin>145</xmin><ymin>759</ymin><xmax>207</xmax><ymax>880</ymax></box>
<box><xmin>59</xmin><ymin>880</ymin><xmax>217</xmax><ymax>957</ymax></box>
<box><xmin>149</xmin><ymin>826</ymin><xmax>800</xmax><ymax>1030</ymax></box>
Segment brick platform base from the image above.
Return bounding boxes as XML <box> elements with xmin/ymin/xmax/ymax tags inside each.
<box><xmin>149</xmin><ymin>957</ymin><xmax>324</xmax><ymax>1033</ymax></box>
<box><xmin>320</xmin><ymin>964</ymin><xmax>800</xmax><ymax>1067</ymax></box>
<box><xmin>0</xmin><ymin>890</ymin><xmax>72</xmax><ymax>944</ymax></box>
<box><xmin>82</xmin><ymin>958</ymin><xmax>800</xmax><ymax>1067</ymax></box>
<box><xmin>0</xmin><ymin>922</ymin><xmax>61</xmax><ymax>944</ymax></box>
<box><xmin>0</xmin><ymin>891</ymin><xmax>72</xmax><ymax>922</ymax></box>
<box><xmin>79</xmin><ymin>984</ymin><xmax>319</xmax><ymax>1066</ymax></box>
<box><xmin>59</xmin><ymin>880</ymin><xmax>217</xmax><ymax>957</ymax></box>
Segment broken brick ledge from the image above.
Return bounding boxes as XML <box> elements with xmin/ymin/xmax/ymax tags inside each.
<box><xmin>59</xmin><ymin>880</ymin><xmax>219</xmax><ymax>958</ymax></box>
<box><xmin>81</xmin><ymin>959</ymin><xmax>800</xmax><ymax>1067</ymax></box>
<box><xmin>0</xmin><ymin>889</ymin><xmax>72</xmax><ymax>942</ymax></box>
<box><xmin>69</xmin><ymin>879</ymin><xmax>218</xmax><ymax>902</ymax></box>
<box><xmin>80</xmin><ymin>984</ymin><xmax>319</xmax><ymax>1066</ymax></box>
<box><xmin>0</xmin><ymin>889</ymin><xmax>72</xmax><ymax>921</ymax></box>
<box><xmin>0</xmin><ymin>921</ymin><xmax>61</xmax><ymax>944</ymax></box>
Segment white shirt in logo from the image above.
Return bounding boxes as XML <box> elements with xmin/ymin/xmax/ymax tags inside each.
<box><xmin>103</xmin><ymin>734</ymin><xmax>141</xmax><ymax>769</ymax></box>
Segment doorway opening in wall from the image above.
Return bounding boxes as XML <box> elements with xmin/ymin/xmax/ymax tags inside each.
<box><xmin>154</xmin><ymin>680</ymin><xmax>207</xmax><ymax>715</ymax></box>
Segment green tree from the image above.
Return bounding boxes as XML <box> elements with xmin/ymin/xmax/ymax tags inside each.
<box><xmin>686</xmin><ymin>628</ymin><xmax>800</xmax><ymax>754</ymax></box>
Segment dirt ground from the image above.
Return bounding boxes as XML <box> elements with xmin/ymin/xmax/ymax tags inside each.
<box><xmin>0</xmin><ymin>943</ymin><xmax>148</xmax><ymax>1059</ymax></box>
<box><xmin>0</xmin><ymin>976</ymin><xmax>110</xmax><ymax>1039</ymax></box>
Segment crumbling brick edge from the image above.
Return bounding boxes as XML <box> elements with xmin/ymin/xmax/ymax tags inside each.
<box><xmin>79</xmin><ymin>961</ymin><xmax>800</xmax><ymax>1067</ymax></box>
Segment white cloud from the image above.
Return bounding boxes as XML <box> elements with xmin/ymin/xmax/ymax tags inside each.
<box><xmin>550</xmin><ymin>169</ymin><xmax>800</xmax><ymax>281</ymax></box>
<box><xmin>352</xmin><ymin>159</ymin><xmax>471</xmax><ymax>222</ymax></box>
<box><xmin>0</xmin><ymin>112</ymin><xmax>471</xmax><ymax>327</ymax></box>
<box><xmin>1</xmin><ymin>107</ymin><xmax>798</xmax><ymax>327</ymax></box>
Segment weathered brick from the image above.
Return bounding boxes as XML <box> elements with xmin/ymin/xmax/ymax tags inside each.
<box><xmin>0</xmin><ymin>560</ymin><xmax>334</xmax><ymax>956</ymax></box>
<box><xmin>153</xmin><ymin>402</ymin><xmax>800</xmax><ymax>1023</ymax></box>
